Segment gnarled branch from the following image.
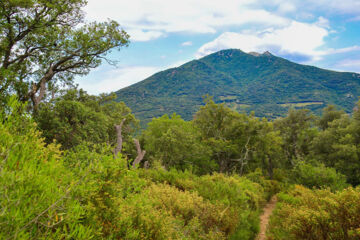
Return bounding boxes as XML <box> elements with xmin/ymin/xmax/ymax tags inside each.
<box><xmin>132</xmin><ymin>139</ymin><xmax>146</xmax><ymax>168</ymax></box>
<box><xmin>114</xmin><ymin>118</ymin><xmax>126</xmax><ymax>158</ymax></box>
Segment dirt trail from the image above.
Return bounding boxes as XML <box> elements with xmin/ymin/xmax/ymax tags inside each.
<box><xmin>256</xmin><ymin>195</ymin><xmax>277</xmax><ymax>240</ymax></box>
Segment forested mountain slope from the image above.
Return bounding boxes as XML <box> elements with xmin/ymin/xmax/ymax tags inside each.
<box><xmin>115</xmin><ymin>49</ymin><xmax>360</xmax><ymax>122</ymax></box>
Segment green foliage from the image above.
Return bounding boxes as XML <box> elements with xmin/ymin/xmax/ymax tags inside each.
<box><xmin>317</xmin><ymin>105</ymin><xmax>345</xmax><ymax>130</ymax></box>
<box><xmin>114</xmin><ymin>183</ymin><xmax>237</xmax><ymax>240</ymax></box>
<box><xmin>115</xmin><ymin>49</ymin><xmax>360</xmax><ymax>124</ymax></box>
<box><xmin>311</xmin><ymin>102</ymin><xmax>360</xmax><ymax>185</ymax></box>
<box><xmin>193</xmin><ymin>97</ymin><xmax>285</xmax><ymax>176</ymax></box>
<box><xmin>246</xmin><ymin>168</ymin><xmax>283</xmax><ymax>200</ymax></box>
<box><xmin>35</xmin><ymin>89</ymin><xmax>138</xmax><ymax>150</ymax></box>
<box><xmin>268</xmin><ymin>185</ymin><xmax>360</xmax><ymax>240</ymax></box>
<box><xmin>0</xmin><ymin>97</ymin><xmax>94</xmax><ymax>239</ymax></box>
<box><xmin>274</xmin><ymin>108</ymin><xmax>318</xmax><ymax>166</ymax></box>
<box><xmin>142</xmin><ymin>113</ymin><xmax>214</xmax><ymax>173</ymax></box>
<box><xmin>1</xmin><ymin>98</ymin><xmax>277</xmax><ymax>239</ymax></box>
<box><xmin>0</xmin><ymin>0</ymin><xmax>129</xmax><ymax>108</ymax></box>
<box><xmin>138</xmin><ymin>168</ymin><xmax>270</xmax><ymax>239</ymax></box>
<box><xmin>290</xmin><ymin>161</ymin><xmax>348</xmax><ymax>191</ymax></box>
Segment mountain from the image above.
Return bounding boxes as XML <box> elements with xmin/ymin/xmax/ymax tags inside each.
<box><xmin>115</xmin><ymin>49</ymin><xmax>360</xmax><ymax>123</ymax></box>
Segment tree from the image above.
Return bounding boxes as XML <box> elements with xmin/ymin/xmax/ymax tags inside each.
<box><xmin>274</xmin><ymin>108</ymin><xmax>317</xmax><ymax>166</ymax></box>
<box><xmin>317</xmin><ymin>105</ymin><xmax>345</xmax><ymax>130</ymax></box>
<box><xmin>34</xmin><ymin>89</ymin><xmax>138</xmax><ymax>150</ymax></box>
<box><xmin>312</xmin><ymin>101</ymin><xmax>360</xmax><ymax>185</ymax></box>
<box><xmin>142</xmin><ymin>113</ymin><xmax>214</xmax><ymax>174</ymax></box>
<box><xmin>193</xmin><ymin>97</ymin><xmax>284</xmax><ymax>176</ymax></box>
<box><xmin>0</xmin><ymin>0</ymin><xmax>129</xmax><ymax>109</ymax></box>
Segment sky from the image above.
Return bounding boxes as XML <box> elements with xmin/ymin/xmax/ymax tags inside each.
<box><xmin>75</xmin><ymin>0</ymin><xmax>360</xmax><ymax>94</ymax></box>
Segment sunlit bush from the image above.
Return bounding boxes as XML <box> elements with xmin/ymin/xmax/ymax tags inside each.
<box><xmin>268</xmin><ymin>185</ymin><xmax>360</xmax><ymax>240</ymax></box>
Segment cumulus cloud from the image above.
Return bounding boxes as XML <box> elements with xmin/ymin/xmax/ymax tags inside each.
<box><xmin>196</xmin><ymin>21</ymin><xmax>329</xmax><ymax>61</ymax></box>
<box><xmin>85</xmin><ymin>0</ymin><xmax>288</xmax><ymax>41</ymax></box>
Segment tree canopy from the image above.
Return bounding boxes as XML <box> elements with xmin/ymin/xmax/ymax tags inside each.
<box><xmin>0</xmin><ymin>0</ymin><xmax>129</xmax><ymax>109</ymax></box>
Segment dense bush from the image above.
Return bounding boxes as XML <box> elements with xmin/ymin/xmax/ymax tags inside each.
<box><xmin>268</xmin><ymin>185</ymin><xmax>360</xmax><ymax>240</ymax></box>
<box><xmin>290</xmin><ymin>161</ymin><xmax>348</xmax><ymax>191</ymax></box>
<box><xmin>0</xmin><ymin>97</ymin><xmax>95</xmax><ymax>239</ymax></box>
<box><xmin>138</xmin><ymin>168</ymin><xmax>272</xmax><ymax>239</ymax></box>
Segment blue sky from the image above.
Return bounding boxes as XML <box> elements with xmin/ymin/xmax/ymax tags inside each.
<box><xmin>76</xmin><ymin>0</ymin><xmax>360</xmax><ymax>94</ymax></box>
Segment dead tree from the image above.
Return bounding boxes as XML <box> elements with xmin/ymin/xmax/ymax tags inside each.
<box><xmin>132</xmin><ymin>139</ymin><xmax>146</xmax><ymax>168</ymax></box>
<box><xmin>114</xmin><ymin>119</ymin><xmax>126</xmax><ymax>158</ymax></box>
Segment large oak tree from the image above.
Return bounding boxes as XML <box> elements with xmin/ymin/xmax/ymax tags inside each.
<box><xmin>0</xmin><ymin>0</ymin><xmax>129</xmax><ymax>109</ymax></box>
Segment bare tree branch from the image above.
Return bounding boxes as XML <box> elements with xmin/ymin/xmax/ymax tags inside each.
<box><xmin>114</xmin><ymin>118</ymin><xmax>126</xmax><ymax>158</ymax></box>
<box><xmin>132</xmin><ymin>139</ymin><xmax>146</xmax><ymax>168</ymax></box>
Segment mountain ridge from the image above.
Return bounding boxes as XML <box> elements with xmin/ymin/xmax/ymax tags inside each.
<box><xmin>115</xmin><ymin>49</ymin><xmax>360</xmax><ymax>123</ymax></box>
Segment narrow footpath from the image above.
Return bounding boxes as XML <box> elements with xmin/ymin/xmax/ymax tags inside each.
<box><xmin>256</xmin><ymin>195</ymin><xmax>278</xmax><ymax>240</ymax></box>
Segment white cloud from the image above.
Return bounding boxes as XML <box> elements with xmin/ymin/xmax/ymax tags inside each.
<box><xmin>334</xmin><ymin>59</ymin><xmax>360</xmax><ymax>73</ymax></box>
<box><xmin>196</xmin><ymin>21</ymin><xmax>329</xmax><ymax>61</ymax></box>
<box><xmin>181</xmin><ymin>41</ymin><xmax>193</xmax><ymax>47</ymax></box>
<box><xmin>306</xmin><ymin>0</ymin><xmax>360</xmax><ymax>15</ymax></box>
<box><xmin>326</xmin><ymin>46</ymin><xmax>360</xmax><ymax>55</ymax></box>
<box><xmin>316</xmin><ymin>16</ymin><xmax>330</xmax><ymax>29</ymax></box>
<box><xmin>85</xmin><ymin>0</ymin><xmax>289</xmax><ymax>41</ymax></box>
<box><xmin>126</xmin><ymin>29</ymin><xmax>164</xmax><ymax>42</ymax></box>
<box><xmin>277</xmin><ymin>2</ymin><xmax>296</xmax><ymax>13</ymax></box>
<box><xmin>75</xmin><ymin>59</ymin><xmax>193</xmax><ymax>94</ymax></box>
<box><xmin>76</xmin><ymin>66</ymin><xmax>160</xmax><ymax>94</ymax></box>
<box><xmin>266</xmin><ymin>0</ymin><xmax>360</xmax><ymax>15</ymax></box>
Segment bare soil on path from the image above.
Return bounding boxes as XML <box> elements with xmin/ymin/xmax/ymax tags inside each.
<box><xmin>256</xmin><ymin>195</ymin><xmax>278</xmax><ymax>240</ymax></box>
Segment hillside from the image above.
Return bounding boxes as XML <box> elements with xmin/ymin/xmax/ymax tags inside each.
<box><xmin>115</xmin><ymin>49</ymin><xmax>360</xmax><ymax>122</ymax></box>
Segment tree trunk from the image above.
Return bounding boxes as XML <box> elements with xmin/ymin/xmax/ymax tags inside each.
<box><xmin>132</xmin><ymin>139</ymin><xmax>146</xmax><ymax>168</ymax></box>
<box><xmin>114</xmin><ymin>118</ymin><xmax>126</xmax><ymax>158</ymax></box>
<box><xmin>30</xmin><ymin>67</ymin><xmax>54</xmax><ymax>111</ymax></box>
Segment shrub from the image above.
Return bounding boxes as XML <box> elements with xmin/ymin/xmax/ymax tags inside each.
<box><xmin>268</xmin><ymin>185</ymin><xmax>360</xmax><ymax>240</ymax></box>
<box><xmin>290</xmin><ymin>161</ymin><xmax>348</xmax><ymax>191</ymax></box>
<box><xmin>113</xmin><ymin>183</ymin><xmax>237</xmax><ymax>239</ymax></box>
<box><xmin>0</xmin><ymin>98</ymin><xmax>94</xmax><ymax>239</ymax></box>
<box><xmin>138</xmin><ymin>168</ymin><xmax>268</xmax><ymax>239</ymax></box>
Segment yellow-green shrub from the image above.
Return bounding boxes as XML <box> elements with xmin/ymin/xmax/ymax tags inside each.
<box><xmin>112</xmin><ymin>183</ymin><xmax>238</xmax><ymax>239</ymax></box>
<box><xmin>0</xmin><ymin>97</ymin><xmax>94</xmax><ymax>239</ymax></box>
<box><xmin>138</xmin><ymin>168</ymin><xmax>268</xmax><ymax>239</ymax></box>
<box><xmin>268</xmin><ymin>185</ymin><xmax>360</xmax><ymax>240</ymax></box>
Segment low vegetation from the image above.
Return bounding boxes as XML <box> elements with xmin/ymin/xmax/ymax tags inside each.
<box><xmin>1</xmin><ymin>1</ymin><xmax>360</xmax><ymax>239</ymax></box>
<box><xmin>268</xmin><ymin>185</ymin><xmax>360</xmax><ymax>240</ymax></box>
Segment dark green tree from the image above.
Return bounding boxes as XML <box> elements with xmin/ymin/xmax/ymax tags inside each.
<box><xmin>193</xmin><ymin>97</ymin><xmax>284</xmax><ymax>176</ymax></box>
<box><xmin>317</xmin><ymin>105</ymin><xmax>345</xmax><ymax>130</ymax></box>
<box><xmin>274</xmin><ymin>108</ymin><xmax>317</xmax><ymax>166</ymax></box>
<box><xmin>34</xmin><ymin>89</ymin><xmax>138</xmax><ymax>150</ymax></box>
<box><xmin>142</xmin><ymin>113</ymin><xmax>214</xmax><ymax>174</ymax></box>
<box><xmin>312</xmin><ymin>101</ymin><xmax>360</xmax><ymax>185</ymax></box>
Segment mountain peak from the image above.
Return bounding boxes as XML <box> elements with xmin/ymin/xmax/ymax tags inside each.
<box><xmin>116</xmin><ymin>48</ymin><xmax>360</xmax><ymax>124</ymax></box>
<box><xmin>262</xmin><ymin>51</ymin><xmax>272</xmax><ymax>56</ymax></box>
